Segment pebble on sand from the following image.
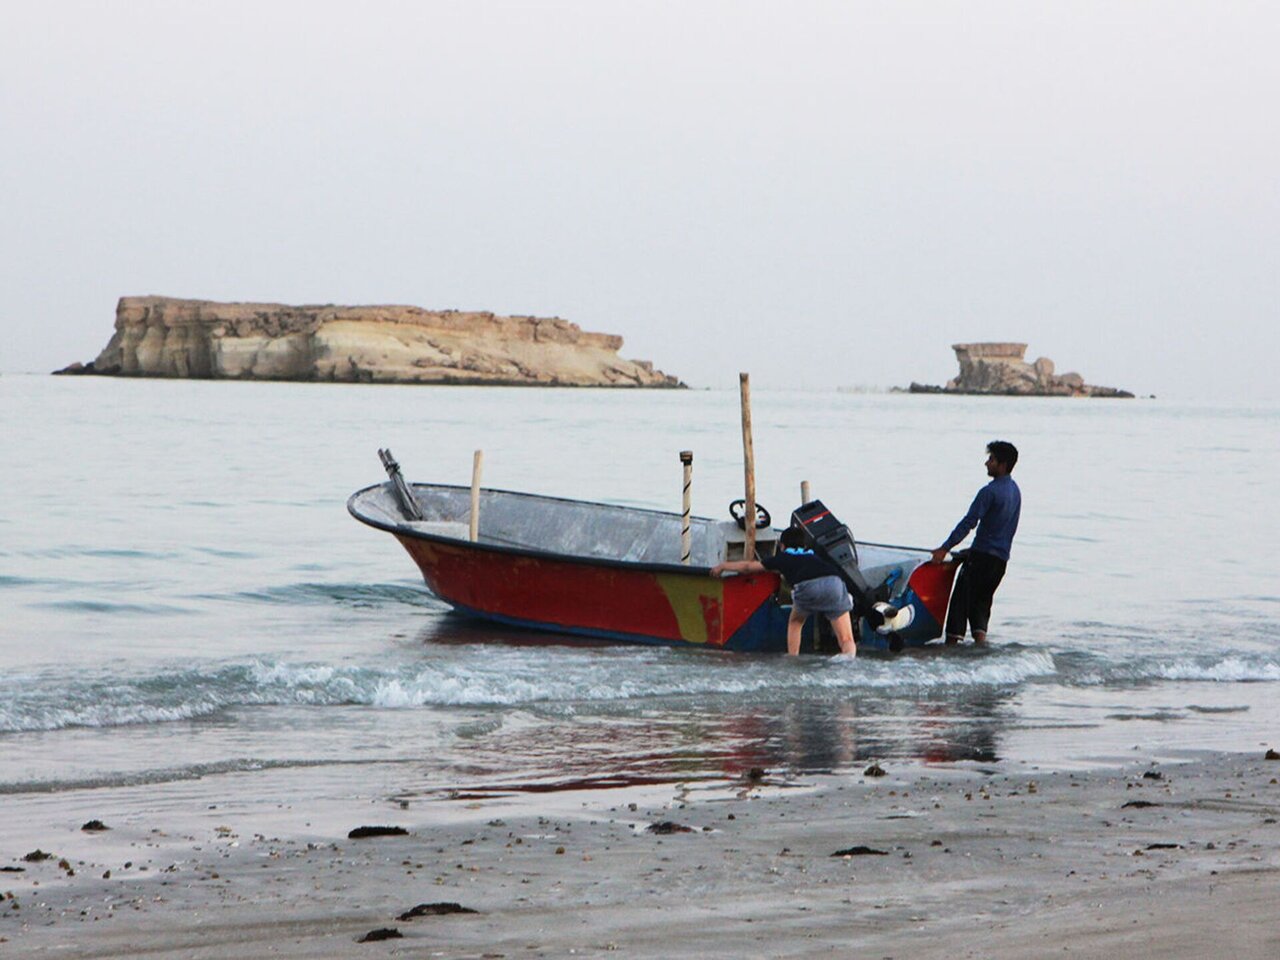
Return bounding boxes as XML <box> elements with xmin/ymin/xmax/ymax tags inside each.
<box><xmin>831</xmin><ymin>846</ymin><xmax>890</xmax><ymax>857</ymax></box>
<box><xmin>647</xmin><ymin>822</ymin><xmax>694</xmax><ymax>834</ymax></box>
<box><xmin>357</xmin><ymin>927</ymin><xmax>403</xmax><ymax>942</ymax></box>
<box><xmin>347</xmin><ymin>826</ymin><xmax>409</xmax><ymax>839</ymax></box>
<box><xmin>397</xmin><ymin>902</ymin><xmax>478</xmax><ymax>921</ymax></box>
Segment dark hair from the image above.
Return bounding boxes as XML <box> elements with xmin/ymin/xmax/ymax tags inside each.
<box><xmin>779</xmin><ymin>525</ymin><xmax>807</xmax><ymax>549</ymax></box>
<box><xmin>987</xmin><ymin>440</ymin><xmax>1018</xmax><ymax>470</ymax></box>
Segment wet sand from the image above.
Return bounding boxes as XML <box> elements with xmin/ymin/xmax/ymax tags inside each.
<box><xmin>4</xmin><ymin>752</ymin><xmax>1279</xmax><ymax>958</ymax></box>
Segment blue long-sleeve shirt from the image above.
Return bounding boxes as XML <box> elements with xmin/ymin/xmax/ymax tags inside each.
<box><xmin>941</xmin><ymin>475</ymin><xmax>1021</xmax><ymax>561</ymax></box>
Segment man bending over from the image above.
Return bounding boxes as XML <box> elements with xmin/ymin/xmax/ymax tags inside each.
<box><xmin>712</xmin><ymin>526</ymin><xmax>857</xmax><ymax>656</ymax></box>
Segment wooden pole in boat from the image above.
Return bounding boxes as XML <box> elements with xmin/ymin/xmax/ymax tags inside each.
<box><xmin>469</xmin><ymin>449</ymin><xmax>484</xmax><ymax>542</ymax></box>
<box><xmin>739</xmin><ymin>372</ymin><xmax>757</xmax><ymax>560</ymax></box>
<box><xmin>801</xmin><ymin>480</ymin><xmax>812</xmax><ymax>505</ymax></box>
<box><xmin>679</xmin><ymin>450</ymin><xmax>694</xmax><ymax>564</ymax></box>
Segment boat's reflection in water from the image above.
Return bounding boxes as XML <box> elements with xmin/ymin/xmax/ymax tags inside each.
<box><xmin>409</xmin><ymin>618</ymin><xmax>1009</xmax><ymax>797</ymax></box>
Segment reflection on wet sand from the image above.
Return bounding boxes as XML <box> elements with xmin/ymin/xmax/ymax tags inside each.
<box><xmin>407</xmin><ymin>617</ymin><xmax>1012</xmax><ymax>797</ymax></box>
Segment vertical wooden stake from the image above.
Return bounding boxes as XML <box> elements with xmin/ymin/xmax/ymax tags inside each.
<box><xmin>469</xmin><ymin>449</ymin><xmax>484</xmax><ymax>542</ymax></box>
<box><xmin>739</xmin><ymin>372</ymin><xmax>757</xmax><ymax>560</ymax></box>
<box><xmin>679</xmin><ymin>450</ymin><xmax>693</xmax><ymax>564</ymax></box>
<box><xmin>801</xmin><ymin>480</ymin><xmax>812</xmax><ymax>505</ymax></box>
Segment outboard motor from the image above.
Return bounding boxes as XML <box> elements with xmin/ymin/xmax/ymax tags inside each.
<box><xmin>790</xmin><ymin>500</ymin><xmax>893</xmax><ymax>630</ymax></box>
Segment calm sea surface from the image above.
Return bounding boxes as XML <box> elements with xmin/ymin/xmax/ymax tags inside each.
<box><xmin>2</xmin><ymin>374</ymin><xmax>1278</xmax><ymax>802</ymax></box>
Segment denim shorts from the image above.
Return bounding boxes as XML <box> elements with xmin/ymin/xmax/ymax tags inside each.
<box><xmin>791</xmin><ymin>575</ymin><xmax>853</xmax><ymax>617</ymax></box>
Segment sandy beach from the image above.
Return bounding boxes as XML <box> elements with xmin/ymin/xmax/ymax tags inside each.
<box><xmin>7</xmin><ymin>0</ymin><xmax>1280</xmax><ymax>955</ymax></box>
<box><xmin>4</xmin><ymin>750</ymin><xmax>1278</xmax><ymax>959</ymax></box>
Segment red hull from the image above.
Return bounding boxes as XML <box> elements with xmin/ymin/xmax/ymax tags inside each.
<box><xmin>396</xmin><ymin>535</ymin><xmax>782</xmax><ymax>647</ymax></box>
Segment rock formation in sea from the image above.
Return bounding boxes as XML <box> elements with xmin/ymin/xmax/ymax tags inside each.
<box><xmin>55</xmin><ymin>296</ymin><xmax>683</xmax><ymax>387</ymax></box>
<box><xmin>908</xmin><ymin>342</ymin><xmax>1132</xmax><ymax>397</ymax></box>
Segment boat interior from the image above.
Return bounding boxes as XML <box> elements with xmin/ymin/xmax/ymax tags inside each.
<box><xmin>350</xmin><ymin>482</ymin><xmax>929</xmax><ymax>590</ymax></box>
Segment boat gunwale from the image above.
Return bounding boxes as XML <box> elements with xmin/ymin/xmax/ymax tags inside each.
<box><xmin>347</xmin><ymin>481</ymin><xmax>726</xmax><ymax>575</ymax></box>
<box><xmin>347</xmin><ymin>481</ymin><xmax>935</xmax><ymax>576</ymax></box>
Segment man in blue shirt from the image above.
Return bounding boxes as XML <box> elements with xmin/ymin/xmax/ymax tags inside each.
<box><xmin>931</xmin><ymin>441</ymin><xmax>1021</xmax><ymax>645</ymax></box>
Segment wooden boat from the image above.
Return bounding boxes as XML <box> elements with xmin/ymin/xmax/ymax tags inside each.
<box><xmin>348</xmin><ymin>473</ymin><xmax>960</xmax><ymax>654</ymax></box>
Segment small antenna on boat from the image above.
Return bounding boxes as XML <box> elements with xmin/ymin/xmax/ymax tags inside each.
<box><xmin>679</xmin><ymin>450</ymin><xmax>694</xmax><ymax>564</ymax></box>
<box><xmin>377</xmin><ymin>448</ymin><xmax>425</xmax><ymax>521</ymax></box>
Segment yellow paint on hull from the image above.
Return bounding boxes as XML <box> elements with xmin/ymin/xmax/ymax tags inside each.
<box><xmin>654</xmin><ymin>572</ymin><xmax>723</xmax><ymax>645</ymax></box>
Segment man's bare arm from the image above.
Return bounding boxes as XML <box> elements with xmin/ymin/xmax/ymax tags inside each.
<box><xmin>710</xmin><ymin>559</ymin><xmax>766</xmax><ymax>577</ymax></box>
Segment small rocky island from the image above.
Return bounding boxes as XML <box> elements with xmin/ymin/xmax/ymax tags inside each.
<box><xmin>909</xmin><ymin>342</ymin><xmax>1132</xmax><ymax>397</ymax></box>
<box><xmin>56</xmin><ymin>296</ymin><xmax>683</xmax><ymax>387</ymax></box>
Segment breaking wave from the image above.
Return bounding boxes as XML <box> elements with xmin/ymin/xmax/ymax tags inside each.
<box><xmin>1150</xmin><ymin>656</ymin><xmax>1280</xmax><ymax>682</ymax></box>
<box><xmin>1</xmin><ymin>644</ymin><xmax>1276</xmax><ymax>734</ymax></box>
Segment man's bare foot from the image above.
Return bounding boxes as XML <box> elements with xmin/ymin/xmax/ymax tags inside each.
<box><xmin>946</xmin><ymin>635</ymin><xmax>963</xmax><ymax>645</ymax></box>
<box><xmin>973</xmin><ymin>632</ymin><xmax>987</xmax><ymax>645</ymax></box>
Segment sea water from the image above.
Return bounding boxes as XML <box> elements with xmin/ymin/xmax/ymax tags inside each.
<box><xmin>1</xmin><ymin>374</ymin><xmax>1277</xmax><ymax>803</ymax></box>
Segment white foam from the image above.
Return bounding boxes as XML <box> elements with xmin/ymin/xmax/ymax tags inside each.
<box><xmin>1153</xmin><ymin>656</ymin><xmax>1280</xmax><ymax>682</ymax></box>
<box><xmin>809</xmin><ymin>650</ymin><xmax>1061</xmax><ymax>690</ymax></box>
<box><xmin>0</xmin><ymin>698</ymin><xmax>221</xmax><ymax>732</ymax></box>
<box><xmin>248</xmin><ymin>660</ymin><xmax>337</xmax><ymax>686</ymax></box>
<box><xmin>5</xmin><ymin>646</ymin><xmax>1277</xmax><ymax>734</ymax></box>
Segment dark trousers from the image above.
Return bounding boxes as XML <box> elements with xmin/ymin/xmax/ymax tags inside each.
<box><xmin>946</xmin><ymin>551</ymin><xmax>1007</xmax><ymax>638</ymax></box>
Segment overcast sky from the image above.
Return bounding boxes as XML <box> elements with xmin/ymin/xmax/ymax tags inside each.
<box><xmin>2</xmin><ymin>1</ymin><xmax>1276</xmax><ymax>397</ymax></box>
